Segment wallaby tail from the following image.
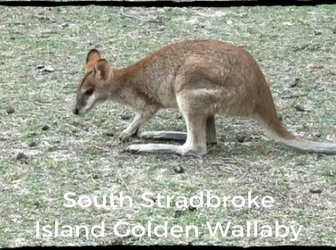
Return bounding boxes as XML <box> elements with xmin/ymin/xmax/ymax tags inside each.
<box><xmin>254</xmin><ymin>86</ymin><xmax>336</xmax><ymax>154</ymax></box>
<box><xmin>275</xmin><ymin>137</ymin><xmax>336</xmax><ymax>154</ymax></box>
<box><xmin>259</xmin><ymin>114</ymin><xmax>336</xmax><ymax>155</ymax></box>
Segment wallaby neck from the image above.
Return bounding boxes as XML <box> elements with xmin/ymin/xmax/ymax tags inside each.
<box><xmin>108</xmin><ymin>64</ymin><xmax>154</xmax><ymax>111</ymax></box>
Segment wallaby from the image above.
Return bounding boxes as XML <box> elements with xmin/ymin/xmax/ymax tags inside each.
<box><xmin>73</xmin><ymin>39</ymin><xmax>336</xmax><ymax>156</ymax></box>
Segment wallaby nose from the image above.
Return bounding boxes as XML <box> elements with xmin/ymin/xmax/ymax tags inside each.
<box><xmin>73</xmin><ymin>107</ymin><xmax>79</xmax><ymax>115</ymax></box>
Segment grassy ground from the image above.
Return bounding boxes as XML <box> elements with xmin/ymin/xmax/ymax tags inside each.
<box><xmin>0</xmin><ymin>5</ymin><xmax>335</xmax><ymax>247</ymax></box>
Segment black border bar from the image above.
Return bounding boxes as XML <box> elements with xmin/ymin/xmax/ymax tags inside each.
<box><xmin>0</xmin><ymin>0</ymin><xmax>336</xmax><ymax>7</ymax></box>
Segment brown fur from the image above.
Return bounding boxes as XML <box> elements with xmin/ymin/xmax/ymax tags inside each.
<box><xmin>73</xmin><ymin>39</ymin><xmax>336</xmax><ymax>156</ymax></box>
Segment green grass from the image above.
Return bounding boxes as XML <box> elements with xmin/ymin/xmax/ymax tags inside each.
<box><xmin>0</xmin><ymin>5</ymin><xmax>335</xmax><ymax>247</ymax></box>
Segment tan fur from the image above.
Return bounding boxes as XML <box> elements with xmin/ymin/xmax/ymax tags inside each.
<box><xmin>73</xmin><ymin>39</ymin><xmax>336</xmax><ymax>156</ymax></box>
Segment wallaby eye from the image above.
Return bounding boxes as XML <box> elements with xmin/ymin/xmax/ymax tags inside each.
<box><xmin>84</xmin><ymin>89</ymin><xmax>94</xmax><ymax>96</ymax></box>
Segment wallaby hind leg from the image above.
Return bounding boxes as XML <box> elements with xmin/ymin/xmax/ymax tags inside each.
<box><xmin>139</xmin><ymin>115</ymin><xmax>217</xmax><ymax>145</ymax></box>
<box><xmin>125</xmin><ymin>113</ymin><xmax>208</xmax><ymax>156</ymax></box>
<box><xmin>181</xmin><ymin>113</ymin><xmax>208</xmax><ymax>155</ymax></box>
<box><xmin>139</xmin><ymin>131</ymin><xmax>187</xmax><ymax>142</ymax></box>
<box><xmin>205</xmin><ymin>115</ymin><xmax>217</xmax><ymax>145</ymax></box>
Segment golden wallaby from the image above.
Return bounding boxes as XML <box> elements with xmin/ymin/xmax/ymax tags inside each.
<box><xmin>73</xmin><ymin>39</ymin><xmax>336</xmax><ymax>156</ymax></box>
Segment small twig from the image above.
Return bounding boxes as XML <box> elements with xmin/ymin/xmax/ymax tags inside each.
<box><xmin>94</xmin><ymin>145</ymin><xmax>111</xmax><ymax>152</ymax></box>
<box><xmin>63</xmin><ymin>123</ymin><xmax>87</xmax><ymax>133</ymax></box>
<box><xmin>120</xmin><ymin>8</ymin><xmax>145</xmax><ymax>21</ymax></box>
<box><xmin>281</xmin><ymin>94</ymin><xmax>308</xmax><ymax>99</ymax></box>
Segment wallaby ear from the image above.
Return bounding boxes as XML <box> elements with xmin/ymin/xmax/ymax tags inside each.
<box><xmin>94</xmin><ymin>59</ymin><xmax>111</xmax><ymax>81</ymax></box>
<box><xmin>86</xmin><ymin>49</ymin><xmax>101</xmax><ymax>72</ymax></box>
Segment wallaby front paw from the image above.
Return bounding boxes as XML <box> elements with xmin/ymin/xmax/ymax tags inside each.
<box><xmin>118</xmin><ymin>131</ymin><xmax>132</xmax><ymax>141</ymax></box>
<box><xmin>118</xmin><ymin>129</ymin><xmax>138</xmax><ymax>141</ymax></box>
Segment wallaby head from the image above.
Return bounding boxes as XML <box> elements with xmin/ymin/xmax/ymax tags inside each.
<box><xmin>73</xmin><ymin>49</ymin><xmax>113</xmax><ymax>115</ymax></box>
